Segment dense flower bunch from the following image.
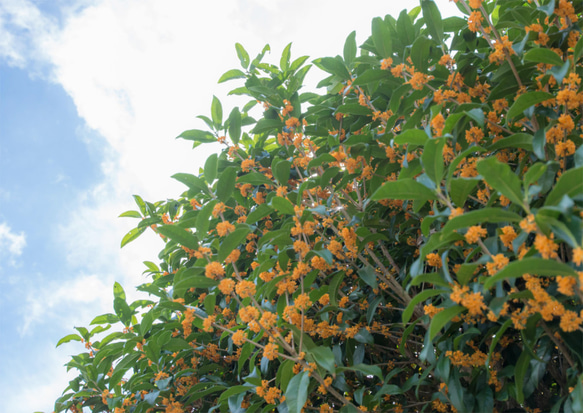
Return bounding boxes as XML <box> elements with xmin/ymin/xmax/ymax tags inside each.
<box><xmin>56</xmin><ymin>1</ymin><xmax>583</xmax><ymax>412</ymax></box>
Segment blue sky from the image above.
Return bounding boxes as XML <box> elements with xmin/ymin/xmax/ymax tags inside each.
<box><xmin>0</xmin><ymin>1</ymin><xmax>461</xmax><ymax>411</ymax></box>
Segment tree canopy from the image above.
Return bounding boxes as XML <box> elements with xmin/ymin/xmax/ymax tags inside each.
<box><xmin>56</xmin><ymin>1</ymin><xmax>583</xmax><ymax>412</ymax></box>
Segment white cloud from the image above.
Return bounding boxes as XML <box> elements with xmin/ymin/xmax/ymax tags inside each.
<box><xmin>0</xmin><ymin>221</ymin><xmax>26</xmax><ymax>268</ymax></box>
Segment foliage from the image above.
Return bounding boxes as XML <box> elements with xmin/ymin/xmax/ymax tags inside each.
<box><xmin>55</xmin><ymin>1</ymin><xmax>583</xmax><ymax>412</ymax></box>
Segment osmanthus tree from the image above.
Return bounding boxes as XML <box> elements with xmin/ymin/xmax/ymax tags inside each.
<box><xmin>55</xmin><ymin>0</ymin><xmax>583</xmax><ymax>412</ymax></box>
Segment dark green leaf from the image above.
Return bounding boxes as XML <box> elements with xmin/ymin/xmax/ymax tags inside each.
<box><xmin>309</xmin><ymin>346</ymin><xmax>336</xmax><ymax>374</ymax></box>
<box><xmin>421</xmin><ymin>0</ymin><xmax>444</xmax><ymax>44</ymax></box>
<box><xmin>476</xmin><ymin>157</ymin><xmax>524</xmax><ymax>209</ymax></box>
<box><xmin>441</xmin><ymin>208</ymin><xmax>522</xmax><ymax>237</ymax></box>
<box><xmin>402</xmin><ymin>289</ymin><xmax>445</xmax><ymax>324</ymax></box>
<box><xmin>228</xmin><ymin>107</ymin><xmax>242</xmax><ymax>145</ymax></box>
<box><xmin>545</xmin><ymin>167</ymin><xmax>583</xmax><ymax>206</ymax></box>
<box><xmin>430</xmin><ymin>305</ymin><xmax>464</xmax><ymax>340</ymax></box>
<box><xmin>422</xmin><ymin>137</ymin><xmax>445</xmax><ymax>185</ymax></box>
<box><xmin>371</xmin><ymin>17</ymin><xmax>392</xmax><ymax>58</ymax></box>
<box><xmin>524</xmin><ymin>48</ymin><xmax>564</xmax><ymax>67</ymax></box>
<box><xmin>393</xmin><ymin>129</ymin><xmax>429</xmax><ymax>146</ymax></box>
<box><xmin>216</xmin><ymin>166</ymin><xmax>237</xmax><ymax>202</ymax></box>
<box><xmin>218</xmin><ymin>225</ymin><xmax>250</xmax><ymax>262</ymax></box>
<box><xmin>157</xmin><ymin>224</ymin><xmax>198</xmax><ymax>250</ymax></box>
<box><xmin>507</xmin><ymin>92</ymin><xmax>554</xmax><ymax>119</ymax></box>
<box><xmin>269</xmin><ymin>196</ymin><xmax>295</xmax><ymax>215</ymax></box>
<box><xmin>371</xmin><ymin>178</ymin><xmax>437</xmax><ymax>201</ymax></box>
<box><xmin>337</xmin><ymin>104</ymin><xmax>373</xmax><ymax>116</ymax></box>
<box><xmin>285</xmin><ymin>371</ymin><xmax>310</xmax><ymax>413</ymax></box>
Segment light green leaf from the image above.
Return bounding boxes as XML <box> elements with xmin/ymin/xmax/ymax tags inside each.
<box><xmin>246</xmin><ymin>204</ymin><xmax>274</xmax><ymax>225</ymax></box>
<box><xmin>113</xmin><ymin>282</ymin><xmax>126</xmax><ymax>300</ymax></box>
<box><xmin>56</xmin><ymin>334</ymin><xmax>82</xmax><ymax>348</ymax></box>
<box><xmin>120</xmin><ymin>226</ymin><xmax>147</xmax><ymax>248</ymax></box>
<box><xmin>176</xmin><ymin>129</ymin><xmax>216</xmax><ymax>143</ymax></box>
<box><xmin>235</xmin><ymin>43</ymin><xmax>250</xmax><ymax>69</ymax></box>
<box><xmin>211</xmin><ymin>95</ymin><xmax>223</xmax><ymax>127</ymax></box>
<box><xmin>484</xmin><ymin>258</ymin><xmax>578</xmax><ymax>289</ymax></box>
<box><xmin>515</xmin><ymin>350</ymin><xmax>532</xmax><ymax>404</ymax></box>
<box><xmin>119</xmin><ymin>210</ymin><xmax>142</xmax><ymax>218</ymax></box>
<box><xmin>337</xmin><ymin>104</ymin><xmax>373</xmax><ymax>116</ymax></box>
<box><xmin>218</xmin><ymin>69</ymin><xmax>246</xmax><ymax>83</ymax></box>
<box><xmin>487</xmin><ymin>133</ymin><xmax>533</xmax><ymax>151</ymax></box>
<box><xmin>273</xmin><ymin>160</ymin><xmax>291</xmax><ymax>185</ymax></box>
<box><xmin>449</xmin><ymin>178</ymin><xmax>480</xmax><ymax>207</ymax></box>
<box><xmin>237</xmin><ymin>172</ymin><xmax>273</xmax><ymax>186</ymax></box>
<box><xmin>280</xmin><ymin>42</ymin><xmax>292</xmax><ymax>71</ymax></box>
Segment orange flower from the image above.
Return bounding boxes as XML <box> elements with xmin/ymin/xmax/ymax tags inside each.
<box><xmin>205</xmin><ymin>262</ymin><xmax>225</xmax><ymax>279</ymax></box>
<box><xmin>235</xmin><ymin>280</ymin><xmax>256</xmax><ymax>298</ymax></box>
<box><xmin>556</xmin><ymin>276</ymin><xmax>577</xmax><ymax>296</ymax></box>
<box><xmin>216</xmin><ymin>221</ymin><xmax>235</xmax><ymax>237</ymax></box>
<box><xmin>263</xmin><ymin>342</ymin><xmax>279</xmax><ymax>360</ymax></box>
<box><xmin>465</xmin><ymin>225</ymin><xmax>487</xmax><ymax>244</ymax></box>
<box><xmin>465</xmin><ymin>126</ymin><xmax>484</xmax><ymax>144</ymax></box>
<box><xmin>534</xmin><ymin>233</ymin><xmax>558</xmax><ymax>259</ymax></box>
<box><xmin>218</xmin><ymin>278</ymin><xmax>235</xmax><ymax>295</ymax></box>
<box><xmin>486</xmin><ymin>254</ymin><xmax>509</xmax><ymax>275</ymax></box>
<box><xmin>241</xmin><ymin>158</ymin><xmax>256</xmax><ymax>172</ymax></box>
<box><xmin>573</xmin><ymin>247</ymin><xmax>583</xmax><ymax>266</ymax></box>
<box><xmin>380</xmin><ymin>58</ymin><xmax>393</xmax><ymax>70</ymax></box>
<box><xmin>431</xmin><ymin>113</ymin><xmax>445</xmax><ymax>137</ymax></box>
<box><xmin>232</xmin><ymin>329</ymin><xmax>246</xmax><ymax>346</ymax></box>
<box><xmin>212</xmin><ymin>202</ymin><xmax>226</xmax><ymax>218</ymax></box>
<box><xmin>560</xmin><ymin>310</ymin><xmax>582</xmax><ymax>332</ymax></box>
<box><xmin>426</xmin><ymin>253</ymin><xmax>442</xmax><ymax>268</ymax></box>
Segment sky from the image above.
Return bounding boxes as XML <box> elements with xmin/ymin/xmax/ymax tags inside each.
<box><xmin>0</xmin><ymin>1</ymin><xmax>462</xmax><ymax>411</ymax></box>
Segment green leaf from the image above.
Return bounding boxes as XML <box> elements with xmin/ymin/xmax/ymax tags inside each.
<box><xmin>273</xmin><ymin>160</ymin><xmax>291</xmax><ymax>185</ymax></box>
<box><xmin>246</xmin><ymin>204</ymin><xmax>273</xmax><ymax>225</ymax></box>
<box><xmin>545</xmin><ymin>166</ymin><xmax>583</xmax><ymax>206</ymax></box>
<box><xmin>393</xmin><ymin>129</ymin><xmax>429</xmax><ymax>146</ymax></box>
<box><xmin>515</xmin><ymin>350</ymin><xmax>531</xmax><ymax>404</ymax></box>
<box><xmin>158</xmin><ymin>224</ymin><xmax>199</xmax><ymax>250</ymax></box>
<box><xmin>371</xmin><ymin>178</ymin><xmax>437</xmax><ymax>201</ymax></box>
<box><xmin>313</xmin><ymin>56</ymin><xmax>351</xmax><ymax>79</ymax></box>
<box><xmin>280</xmin><ymin>42</ymin><xmax>292</xmax><ymax>71</ymax></box>
<box><xmin>216</xmin><ymin>166</ymin><xmax>237</xmax><ymax>202</ymax></box>
<box><xmin>337</xmin><ymin>104</ymin><xmax>373</xmax><ymax>116</ymax></box>
<box><xmin>121</xmin><ymin>226</ymin><xmax>147</xmax><ymax>248</ymax></box>
<box><xmin>235</xmin><ymin>43</ymin><xmax>250</xmax><ymax>69</ymax></box>
<box><xmin>484</xmin><ymin>258</ymin><xmax>578</xmax><ymax>289</ymax></box>
<box><xmin>218</xmin><ymin>69</ymin><xmax>246</xmax><ymax>83</ymax></box>
<box><xmin>172</xmin><ymin>173</ymin><xmax>210</xmax><ymax>194</ymax></box>
<box><xmin>309</xmin><ymin>346</ymin><xmax>336</xmax><ymax>374</ymax></box>
<box><xmin>56</xmin><ymin>334</ymin><xmax>82</xmax><ymax>348</ymax></box>
<box><xmin>176</xmin><ymin>129</ymin><xmax>216</xmax><ymax>143</ymax></box>
<box><xmin>507</xmin><ymin>92</ymin><xmax>554</xmax><ymax>119</ymax></box>
<box><xmin>421</xmin><ymin>0</ymin><xmax>444</xmax><ymax>44</ymax></box>
<box><xmin>523</xmin><ymin>48</ymin><xmax>564</xmax><ymax>67</ymax></box>
<box><xmin>228</xmin><ymin>107</ymin><xmax>242</xmax><ymax>145</ymax></box>
<box><xmin>113</xmin><ymin>282</ymin><xmax>126</xmax><ymax>300</ymax></box>
<box><xmin>422</xmin><ymin>137</ymin><xmax>445</xmax><ymax>185</ymax></box>
<box><xmin>371</xmin><ymin>17</ymin><xmax>392</xmax><ymax>58</ymax></box>
<box><xmin>352</xmin><ymin>69</ymin><xmax>390</xmax><ymax>86</ymax></box>
<box><xmin>251</xmin><ymin>118</ymin><xmax>282</xmax><ymax>135</ymax></box>
<box><xmin>402</xmin><ymin>289</ymin><xmax>446</xmax><ymax>324</ymax></box>
<box><xmin>358</xmin><ymin>266</ymin><xmax>378</xmax><ymax>288</ymax></box>
<box><xmin>441</xmin><ymin>208</ymin><xmax>522</xmax><ymax>236</ymax></box>
<box><xmin>430</xmin><ymin>305</ymin><xmax>464</xmax><ymax>340</ymax></box>
<box><xmin>204</xmin><ymin>153</ymin><xmax>218</xmax><ymax>183</ymax></box>
<box><xmin>211</xmin><ymin>95</ymin><xmax>223</xmax><ymax>127</ymax></box>
<box><xmin>343</xmin><ymin>31</ymin><xmax>357</xmax><ymax>65</ymax></box>
<box><xmin>339</xmin><ymin>363</ymin><xmax>384</xmax><ymax>380</ymax></box>
<box><xmin>196</xmin><ymin>200</ymin><xmax>216</xmax><ymax>238</ymax></box>
<box><xmin>574</xmin><ymin>34</ymin><xmax>583</xmax><ymax>63</ymax></box>
<box><xmin>476</xmin><ymin>157</ymin><xmax>524</xmax><ymax>209</ymax></box>
<box><xmin>237</xmin><ymin>172</ymin><xmax>273</xmax><ymax>186</ymax></box>
<box><xmin>113</xmin><ymin>297</ymin><xmax>133</xmax><ymax>327</ymax></box>
<box><xmin>119</xmin><ymin>210</ymin><xmax>142</xmax><ymax>218</ymax></box>
<box><xmin>269</xmin><ymin>196</ymin><xmax>295</xmax><ymax>215</ymax></box>
<box><xmin>90</xmin><ymin>313</ymin><xmax>119</xmax><ymax>325</ymax></box>
<box><xmin>487</xmin><ymin>133</ymin><xmax>533</xmax><ymax>151</ymax></box>
<box><xmin>450</xmin><ymin>178</ymin><xmax>480</xmax><ymax>207</ymax></box>
<box><xmin>173</xmin><ymin>268</ymin><xmax>219</xmax><ymax>298</ymax></box>
<box><xmin>285</xmin><ymin>371</ymin><xmax>310</xmax><ymax>413</ymax></box>
<box><xmin>218</xmin><ymin>225</ymin><xmax>250</xmax><ymax>262</ymax></box>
